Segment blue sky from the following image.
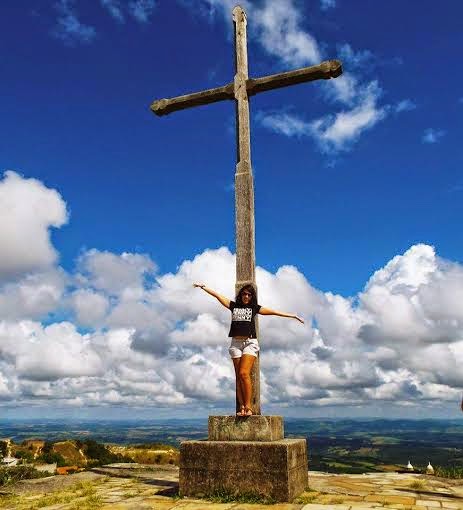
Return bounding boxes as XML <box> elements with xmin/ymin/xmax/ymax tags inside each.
<box><xmin>1</xmin><ymin>0</ymin><xmax>463</xmax><ymax>419</ymax></box>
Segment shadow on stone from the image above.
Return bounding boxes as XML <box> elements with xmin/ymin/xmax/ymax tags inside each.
<box><xmin>156</xmin><ymin>484</ymin><xmax>179</xmax><ymax>497</ymax></box>
<box><xmin>396</xmin><ymin>486</ymin><xmax>460</xmax><ymax>499</ymax></box>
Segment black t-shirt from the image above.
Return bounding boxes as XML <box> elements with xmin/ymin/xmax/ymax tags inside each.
<box><xmin>228</xmin><ymin>301</ymin><xmax>261</xmax><ymax>338</ymax></box>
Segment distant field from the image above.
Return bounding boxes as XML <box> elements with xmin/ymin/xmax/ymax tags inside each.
<box><xmin>1</xmin><ymin>418</ymin><xmax>462</xmax><ymax>475</ymax></box>
<box><xmin>284</xmin><ymin>418</ymin><xmax>463</xmax><ymax>473</ymax></box>
<box><xmin>108</xmin><ymin>444</ymin><xmax>179</xmax><ymax>465</ymax></box>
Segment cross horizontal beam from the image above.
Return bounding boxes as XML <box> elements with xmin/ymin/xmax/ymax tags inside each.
<box><xmin>247</xmin><ymin>59</ymin><xmax>342</xmax><ymax>96</ymax></box>
<box><xmin>151</xmin><ymin>83</ymin><xmax>234</xmax><ymax>116</ymax></box>
<box><xmin>151</xmin><ymin>60</ymin><xmax>342</xmax><ymax>117</ymax></box>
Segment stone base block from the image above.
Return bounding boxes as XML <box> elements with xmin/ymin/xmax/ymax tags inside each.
<box><xmin>208</xmin><ymin>415</ymin><xmax>284</xmax><ymax>441</ymax></box>
<box><xmin>179</xmin><ymin>438</ymin><xmax>308</xmax><ymax>502</ymax></box>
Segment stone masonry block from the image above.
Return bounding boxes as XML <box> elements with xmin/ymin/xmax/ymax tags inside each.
<box><xmin>208</xmin><ymin>415</ymin><xmax>284</xmax><ymax>441</ymax></box>
<box><xmin>179</xmin><ymin>438</ymin><xmax>308</xmax><ymax>502</ymax></box>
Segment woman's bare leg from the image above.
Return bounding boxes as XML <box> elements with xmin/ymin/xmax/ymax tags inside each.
<box><xmin>232</xmin><ymin>358</ymin><xmax>244</xmax><ymax>413</ymax></box>
<box><xmin>239</xmin><ymin>354</ymin><xmax>256</xmax><ymax>413</ymax></box>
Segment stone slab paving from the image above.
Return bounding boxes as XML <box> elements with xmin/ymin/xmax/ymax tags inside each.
<box><xmin>1</xmin><ymin>463</ymin><xmax>462</xmax><ymax>509</ymax></box>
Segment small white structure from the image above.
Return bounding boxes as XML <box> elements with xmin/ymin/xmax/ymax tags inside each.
<box><xmin>2</xmin><ymin>456</ymin><xmax>18</xmax><ymax>467</ymax></box>
<box><xmin>426</xmin><ymin>461</ymin><xmax>434</xmax><ymax>475</ymax></box>
<box><xmin>406</xmin><ymin>460</ymin><xmax>414</xmax><ymax>471</ymax></box>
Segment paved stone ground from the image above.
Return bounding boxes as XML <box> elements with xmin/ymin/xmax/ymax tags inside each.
<box><xmin>1</xmin><ymin>463</ymin><xmax>462</xmax><ymax>509</ymax></box>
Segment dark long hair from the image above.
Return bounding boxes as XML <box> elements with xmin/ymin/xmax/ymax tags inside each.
<box><xmin>236</xmin><ymin>284</ymin><xmax>257</xmax><ymax>307</ymax></box>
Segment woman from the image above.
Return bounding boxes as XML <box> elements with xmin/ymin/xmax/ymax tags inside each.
<box><xmin>193</xmin><ymin>283</ymin><xmax>304</xmax><ymax>416</ymax></box>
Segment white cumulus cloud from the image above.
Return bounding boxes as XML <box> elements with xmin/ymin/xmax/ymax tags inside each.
<box><xmin>1</xmin><ymin>176</ymin><xmax>462</xmax><ymax>415</ymax></box>
<box><xmin>253</xmin><ymin>0</ymin><xmax>322</xmax><ymax>66</ymax></box>
<box><xmin>310</xmin><ymin>81</ymin><xmax>387</xmax><ymax>152</ymax></box>
<box><xmin>70</xmin><ymin>289</ymin><xmax>109</xmax><ymax>327</ymax></box>
<box><xmin>1</xmin><ymin>242</ymin><xmax>463</xmax><ymax>413</ymax></box>
<box><xmin>76</xmin><ymin>249</ymin><xmax>156</xmax><ymax>297</ymax></box>
<box><xmin>256</xmin><ymin>112</ymin><xmax>311</xmax><ymax>137</ymax></box>
<box><xmin>0</xmin><ymin>269</ymin><xmax>66</xmax><ymax>320</ymax></box>
<box><xmin>0</xmin><ymin>171</ymin><xmax>68</xmax><ymax>280</ymax></box>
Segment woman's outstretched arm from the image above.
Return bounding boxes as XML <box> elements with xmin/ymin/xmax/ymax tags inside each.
<box><xmin>259</xmin><ymin>307</ymin><xmax>304</xmax><ymax>324</ymax></box>
<box><xmin>193</xmin><ymin>283</ymin><xmax>231</xmax><ymax>309</ymax></box>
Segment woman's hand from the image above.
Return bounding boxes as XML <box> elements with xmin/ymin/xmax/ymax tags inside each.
<box><xmin>192</xmin><ymin>284</ymin><xmax>231</xmax><ymax>309</ymax></box>
<box><xmin>294</xmin><ymin>315</ymin><xmax>304</xmax><ymax>324</ymax></box>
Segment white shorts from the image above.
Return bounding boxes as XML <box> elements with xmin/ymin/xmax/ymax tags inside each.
<box><xmin>228</xmin><ymin>338</ymin><xmax>260</xmax><ymax>358</ymax></box>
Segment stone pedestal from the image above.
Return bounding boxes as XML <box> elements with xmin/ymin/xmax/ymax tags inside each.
<box><xmin>179</xmin><ymin>416</ymin><xmax>308</xmax><ymax>502</ymax></box>
<box><xmin>208</xmin><ymin>415</ymin><xmax>284</xmax><ymax>441</ymax></box>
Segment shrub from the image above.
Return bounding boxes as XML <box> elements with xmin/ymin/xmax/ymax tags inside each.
<box><xmin>82</xmin><ymin>439</ymin><xmax>128</xmax><ymax>466</ymax></box>
<box><xmin>434</xmin><ymin>466</ymin><xmax>463</xmax><ymax>479</ymax></box>
<box><xmin>14</xmin><ymin>450</ymin><xmax>35</xmax><ymax>463</ymax></box>
<box><xmin>37</xmin><ymin>451</ymin><xmax>67</xmax><ymax>467</ymax></box>
<box><xmin>203</xmin><ymin>488</ymin><xmax>276</xmax><ymax>505</ymax></box>
<box><xmin>409</xmin><ymin>479</ymin><xmax>428</xmax><ymax>490</ymax></box>
<box><xmin>42</xmin><ymin>441</ymin><xmax>54</xmax><ymax>454</ymax></box>
<box><xmin>0</xmin><ymin>465</ymin><xmax>50</xmax><ymax>487</ymax></box>
<box><xmin>0</xmin><ymin>441</ymin><xmax>7</xmax><ymax>458</ymax></box>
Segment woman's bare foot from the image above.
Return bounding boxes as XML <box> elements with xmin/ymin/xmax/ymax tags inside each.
<box><xmin>236</xmin><ymin>405</ymin><xmax>245</xmax><ymax>416</ymax></box>
<box><xmin>244</xmin><ymin>407</ymin><xmax>253</xmax><ymax>416</ymax></box>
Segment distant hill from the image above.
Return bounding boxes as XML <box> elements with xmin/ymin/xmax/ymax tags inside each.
<box><xmin>2</xmin><ymin>438</ymin><xmax>179</xmax><ymax>469</ymax></box>
<box><xmin>108</xmin><ymin>443</ymin><xmax>179</xmax><ymax>465</ymax></box>
<box><xmin>5</xmin><ymin>439</ymin><xmax>131</xmax><ymax>468</ymax></box>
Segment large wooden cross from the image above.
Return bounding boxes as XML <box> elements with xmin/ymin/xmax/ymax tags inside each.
<box><xmin>151</xmin><ymin>5</ymin><xmax>342</xmax><ymax>415</ymax></box>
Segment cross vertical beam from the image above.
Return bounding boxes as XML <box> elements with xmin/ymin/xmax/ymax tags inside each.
<box><xmin>150</xmin><ymin>4</ymin><xmax>343</xmax><ymax>418</ymax></box>
<box><xmin>233</xmin><ymin>6</ymin><xmax>260</xmax><ymax>414</ymax></box>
